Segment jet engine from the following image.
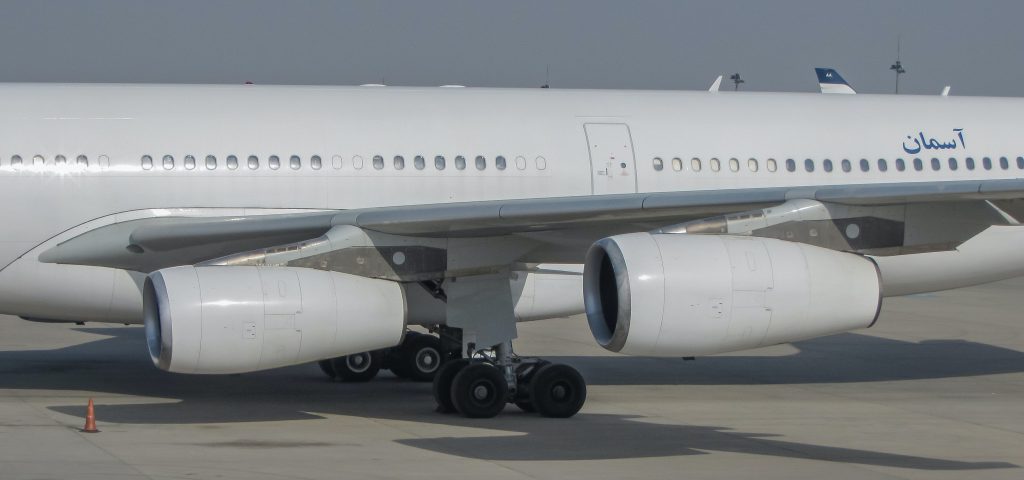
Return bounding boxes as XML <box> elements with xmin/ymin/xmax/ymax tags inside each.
<box><xmin>144</xmin><ymin>265</ymin><xmax>405</xmax><ymax>374</ymax></box>
<box><xmin>583</xmin><ymin>233</ymin><xmax>882</xmax><ymax>357</ymax></box>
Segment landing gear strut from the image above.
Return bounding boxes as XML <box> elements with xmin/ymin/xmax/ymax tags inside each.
<box><xmin>432</xmin><ymin>340</ymin><xmax>586</xmax><ymax>418</ymax></box>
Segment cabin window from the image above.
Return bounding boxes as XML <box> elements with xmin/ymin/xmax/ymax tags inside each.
<box><xmin>332</xmin><ymin>155</ymin><xmax>343</xmax><ymax>169</ymax></box>
<box><xmin>162</xmin><ymin>155</ymin><xmax>174</xmax><ymax>170</ymax></box>
<box><xmin>766</xmin><ymin>158</ymin><xmax>777</xmax><ymax>172</ymax></box>
<box><xmin>965</xmin><ymin>157</ymin><xmax>975</xmax><ymax>170</ymax></box>
<box><xmin>690</xmin><ymin>158</ymin><xmax>702</xmax><ymax>172</ymax></box>
<box><xmin>841</xmin><ymin>159</ymin><xmax>851</xmax><ymax>172</ymax></box>
<box><xmin>206</xmin><ymin>155</ymin><xmax>217</xmax><ymax>170</ymax></box>
<box><xmin>311</xmin><ymin>155</ymin><xmax>322</xmax><ymax>170</ymax></box>
<box><xmin>672</xmin><ymin>157</ymin><xmax>683</xmax><ymax>171</ymax></box>
<box><xmin>652</xmin><ymin>157</ymin><xmax>664</xmax><ymax>171</ymax></box>
<box><xmin>913</xmin><ymin>158</ymin><xmax>923</xmax><ymax>171</ymax></box>
<box><xmin>931</xmin><ymin>158</ymin><xmax>941</xmax><ymax>171</ymax></box>
<box><xmin>535</xmin><ymin>156</ymin><xmax>547</xmax><ymax>170</ymax></box>
<box><xmin>184</xmin><ymin>155</ymin><xmax>196</xmax><ymax>170</ymax></box>
<box><xmin>55</xmin><ymin>155</ymin><xmax>66</xmax><ymax>165</ymax></box>
<box><xmin>394</xmin><ymin>155</ymin><xmax>405</xmax><ymax>170</ymax></box>
<box><xmin>353</xmin><ymin>155</ymin><xmax>364</xmax><ymax>169</ymax></box>
<box><xmin>475</xmin><ymin>155</ymin><xmax>486</xmax><ymax>170</ymax></box>
<box><xmin>435</xmin><ymin>155</ymin><xmax>446</xmax><ymax>170</ymax></box>
<box><xmin>747</xmin><ymin>158</ymin><xmax>758</xmax><ymax>172</ymax></box>
<box><xmin>1018</xmin><ymin>157</ymin><xmax>1024</xmax><ymax>169</ymax></box>
<box><xmin>515</xmin><ymin>156</ymin><xmax>527</xmax><ymax>170</ymax></box>
<box><xmin>878</xmin><ymin>159</ymin><xmax>888</xmax><ymax>172</ymax></box>
<box><xmin>269</xmin><ymin>155</ymin><xmax>280</xmax><ymax>170</ymax></box>
<box><xmin>895</xmin><ymin>158</ymin><xmax>906</xmax><ymax>171</ymax></box>
<box><xmin>948</xmin><ymin>158</ymin><xmax>958</xmax><ymax>170</ymax></box>
<box><xmin>823</xmin><ymin>159</ymin><xmax>833</xmax><ymax>172</ymax></box>
<box><xmin>496</xmin><ymin>155</ymin><xmax>507</xmax><ymax>170</ymax></box>
<box><xmin>983</xmin><ymin>157</ymin><xmax>992</xmax><ymax>170</ymax></box>
<box><xmin>455</xmin><ymin>155</ymin><xmax>467</xmax><ymax>170</ymax></box>
<box><xmin>227</xmin><ymin>155</ymin><xmax>239</xmax><ymax>170</ymax></box>
<box><xmin>76</xmin><ymin>155</ymin><xmax>88</xmax><ymax>167</ymax></box>
<box><xmin>372</xmin><ymin>155</ymin><xmax>384</xmax><ymax>170</ymax></box>
<box><xmin>247</xmin><ymin>155</ymin><xmax>259</xmax><ymax>169</ymax></box>
<box><xmin>10</xmin><ymin>155</ymin><xmax>21</xmax><ymax>169</ymax></box>
<box><xmin>1000</xmin><ymin>156</ymin><xmax>1009</xmax><ymax>169</ymax></box>
<box><xmin>33</xmin><ymin>155</ymin><xmax>44</xmax><ymax>166</ymax></box>
<box><xmin>414</xmin><ymin>155</ymin><xmax>426</xmax><ymax>170</ymax></box>
<box><xmin>785</xmin><ymin>158</ymin><xmax>796</xmax><ymax>172</ymax></box>
<box><xmin>804</xmin><ymin>159</ymin><xmax>814</xmax><ymax>172</ymax></box>
<box><xmin>141</xmin><ymin>155</ymin><xmax>153</xmax><ymax>170</ymax></box>
<box><xmin>710</xmin><ymin>158</ymin><xmax>721</xmax><ymax>172</ymax></box>
<box><xmin>729</xmin><ymin>158</ymin><xmax>739</xmax><ymax>172</ymax></box>
<box><xmin>859</xmin><ymin>159</ymin><xmax>870</xmax><ymax>172</ymax></box>
<box><xmin>289</xmin><ymin>155</ymin><xmax>301</xmax><ymax>170</ymax></box>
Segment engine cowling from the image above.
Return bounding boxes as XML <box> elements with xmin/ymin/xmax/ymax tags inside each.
<box><xmin>583</xmin><ymin>233</ymin><xmax>882</xmax><ymax>357</ymax></box>
<box><xmin>144</xmin><ymin>266</ymin><xmax>405</xmax><ymax>374</ymax></box>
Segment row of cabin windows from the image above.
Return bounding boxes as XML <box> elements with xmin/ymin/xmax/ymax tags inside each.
<box><xmin>652</xmin><ymin>156</ymin><xmax>1024</xmax><ymax>174</ymax></box>
<box><xmin>141</xmin><ymin>154</ymin><xmax>547</xmax><ymax>171</ymax></box>
<box><xmin>8</xmin><ymin>154</ymin><xmax>92</xmax><ymax>167</ymax></box>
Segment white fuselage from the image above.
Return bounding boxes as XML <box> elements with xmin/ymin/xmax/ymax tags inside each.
<box><xmin>0</xmin><ymin>83</ymin><xmax>1020</xmax><ymax>321</ymax></box>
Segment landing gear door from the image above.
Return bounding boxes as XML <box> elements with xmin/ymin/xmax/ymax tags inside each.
<box><xmin>584</xmin><ymin>123</ymin><xmax>637</xmax><ymax>195</ymax></box>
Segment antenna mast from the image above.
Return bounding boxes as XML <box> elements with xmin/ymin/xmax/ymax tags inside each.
<box><xmin>890</xmin><ymin>37</ymin><xmax>906</xmax><ymax>94</ymax></box>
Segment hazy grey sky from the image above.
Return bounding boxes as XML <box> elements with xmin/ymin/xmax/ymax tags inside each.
<box><xmin>1</xmin><ymin>0</ymin><xmax>1022</xmax><ymax>96</ymax></box>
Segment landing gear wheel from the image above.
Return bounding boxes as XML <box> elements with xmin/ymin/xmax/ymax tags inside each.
<box><xmin>399</xmin><ymin>334</ymin><xmax>443</xmax><ymax>382</ymax></box>
<box><xmin>432</xmin><ymin>358</ymin><xmax>470</xmax><ymax>413</ymax></box>
<box><xmin>512</xmin><ymin>360</ymin><xmax>550</xmax><ymax>412</ymax></box>
<box><xmin>330</xmin><ymin>351</ymin><xmax>382</xmax><ymax>382</ymax></box>
<box><xmin>317</xmin><ymin>359</ymin><xmax>336</xmax><ymax>379</ymax></box>
<box><xmin>450</xmin><ymin>363</ymin><xmax>509</xmax><ymax>418</ymax></box>
<box><xmin>530</xmin><ymin>363</ymin><xmax>586</xmax><ymax>418</ymax></box>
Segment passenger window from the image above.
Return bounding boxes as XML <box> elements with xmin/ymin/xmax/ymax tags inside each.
<box><xmin>710</xmin><ymin>158</ymin><xmax>721</xmax><ymax>172</ymax></box>
<box><xmin>247</xmin><ymin>155</ymin><xmax>259</xmax><ymax>169</ymax></box>
<box><xmin>948</xmin><ymin>158</ymin><xmax>958</xmax><ymax>170</ymax></box>
<box><xmin>860</xmin><ymin>159</ymin><xmax>870</xmax><ymax>172</ymax></box>
<box><xmin>55</xmin><ymin>155</ymin><xmax>66</xmax><ymax>165</ymax></box>
<box><xmin>289</xmin><ymin>155</ymin><xmax>301</xmax><ymax>170</ymax></box>
<box><xmin>823</xmin><ymin>159</ymin><xmax>833</xmax><ymax>172</ymax></box>
<box><xmin>435</xmin><ymin>155</ymin><xmax>446</xmax><ymax>170</ymax></box>
<box><xmin>1000</xmin><ymin>156</ymin><xmax>1009</xmax><ymax>169</ymax></box>
<box><xmin>162</xmin><ymin>155</ymin><xmax>174</xmax><ymax>170</ymax></box>
<box><xmin>895</xmin><ymin>158</ymin><xmax>905</xmax><ymax>171</ymax></box>
<box><xmin>10</xmin><ymin>155</ymin><xmax>21</xmax><ymax>169</ymax></box>
<box><xmin>1018</xmin><ymin>157</ymin><xmax>1024</xmax><ymax>169</ymax></box>
<box><xmin>184</xmin><ymin>155</ymin><xmax>196</xmax><ymax>170</ymax></box>
<box><xmin>141</xmin><ymin>155</ymin><xmax>153</xmax><ymax>170</ymax></box>
<box><xmin>878</xmin><ymin>159</ymin><xmax>888</xmax><ymax>172</ymax></box>
<box><xmin>269</xmin><ymin>155</ymin><xmax>280</xmax><ymax>170</ymax></box>
<box><xmin>913</xmin><ymin>158</ymin><xmax>923</xmax><ymax>171</ymax></box>
<box><xmin>227</xmin><ymin>155</ymin><xmax>239</xmax><ymax>170</ymax></box>
<box><xmin>77</xmin><ymin>155</ymin><xmax>89</xmax><ymax>167</ymax></box>
<box><xmin>496</xmin><ymin>155</ymin><xmax>507</xmax><ymax>170</ymax></box>
<box><xmin>455</xmin><ymin>155</ymin><xmax>467</xmax><ymax>170</ymax></box>
<box><xmin>965</xmin><ymin>157</ymin><xmax>975</xmax><ymax>170</ymax></box>
<box><xmin>931</xmin><ymin>158</ymin><xmax>941</xmax><ymax>171</ymax></box>
<box><xmin>747</xmin><ymin>158</ymin><xmax>758</xmax><ymax>172</ymax></box>
<box><xmin>766</xmin><ymin>158</ymin><xmax>777</xmax><ymax>172</ymax></box>
<box><xmin>672</xmin><ymin>157</ymin><xmax>683</xmax><ymax>171</ymax></box>
<box><xmin>33</xmin><ymin>155</ymin><xmax>44</xmax><ymax>166</ymax></box>
<box><xmin>983</xmin><ymin>157</ymin><xmax>992</xmax><ymax>170</ymax></box>
<box><xmin>690</xmin><ymin>157</ymin><xmax>702</xmax><ymax>172</ymax></box>
<box><xmin>332</xmin><ymin>155</ymin><xmax>343</xmax><ymax>169</ymax></box>
<box><xmin>841</xmin><ymin>159</ymin><xmax>852</xmax><ymax>172</ymax></box>
<box><xmin>652</xmin><ymin>157</ymin><xmax>664</xmax><ymax>171</ymax></box>
<box><xmin>785</xmin><ymin>158</ymin><xmax>796</xmax><ymax>172</ymax></box>
<box><xmin>311</xmin><ymin>155</ymin><xmax>322</xmax><ymax>170</ymax></box>
<box><xmin>353</xmin><ymin>155</ymin><xmax>364</xmax><ymax>169</ymax></box>
<box><xmin>535</xmin><ymin>156</ymin><xmax>547</xmax><ymax>170</ymax></box>
<box><xmin>394</xmin><ymin>155</ymin><xmax>405</xmax><ymax>170</ymax></box>
<box><xmin>206</xmin><ymin>155</ymin><xmax>217</xmax><ymax>170</ymax></box>
<box><xmin>804</xmin><ymin>159</ymin><xmax>814</xmax><ymax>172</ymax></box>
<box><xmin>728</xmin><ymin>158</ymin><xmax>739</xmax><ymax>172</ymax></box>
<box><xmin>414</xmin><ymin>155</ymin><xmax>426</xmax><ymax>170</ymax></box>
<box><xmin>475</xmin><ymin>155</ymin><xmax>486</xmax><ymax>170</ymax></box>
<box><xmin>372</xmin><ymin>155</ymin><xmax>384</xmax><ymax>170</ymax></box>
<box><xmin>515</xmin><ymin>156</ymin><xmax>526</xmax><ymax>170</ymax></box>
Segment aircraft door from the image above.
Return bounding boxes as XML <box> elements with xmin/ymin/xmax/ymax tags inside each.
<box><xmin>584</xmin><ymin>123</ymin><xmax>637</xmax><ymax>194</ymax></box>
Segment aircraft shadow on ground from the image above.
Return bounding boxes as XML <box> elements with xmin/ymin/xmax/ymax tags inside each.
<box><xmin>1</xmin><ymin>327</ymin><xmax>1020</xmax><ymax>470</ymax></box>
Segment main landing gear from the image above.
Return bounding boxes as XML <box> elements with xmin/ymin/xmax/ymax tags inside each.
<box><xmin>433</xmin><ymin>341</ymin><xmax>586</xmax><ymax>418</ymax></box>
<box><xmin>318</xmin><ymin>330</ymin><xmax>455</xmax><ymax>383</ymax></box>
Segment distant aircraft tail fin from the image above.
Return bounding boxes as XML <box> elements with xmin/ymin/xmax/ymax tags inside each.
<box><xmin>815</xmin><ymin>67</ymin><xmax>856</xmax><ymax>94</ymax></box>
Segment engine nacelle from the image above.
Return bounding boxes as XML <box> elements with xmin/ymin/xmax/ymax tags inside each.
<box><xmin>584</xmin><ymin>233</ymin><xmax>882</xmax><ymax>357</ymax></box>
<box><xmin>144</xmin><ymin>266</ymin><xmax>405</xmax><ymax>374</ymax></box>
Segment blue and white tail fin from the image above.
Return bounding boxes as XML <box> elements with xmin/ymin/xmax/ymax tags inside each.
<box><xmin>815</xmin><ymin>67</ymin><xmax>856</xmax><ymax>94</ymax></box>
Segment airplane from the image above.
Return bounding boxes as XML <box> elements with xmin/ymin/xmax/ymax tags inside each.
<box><xmin>1</xmin><ymin>83</ymin><xmax>1024</xmax><ymax>419</ymax></box>
<box><xmin>815</xmin><ymin>67</ymin><xmax>857</xmax><ymax>94</ymax></box>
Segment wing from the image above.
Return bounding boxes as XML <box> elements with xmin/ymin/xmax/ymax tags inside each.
<box><xmin>39</xmin><ymin>179</ymin><xmax>1024</xmax><ymax>274</ymax></box>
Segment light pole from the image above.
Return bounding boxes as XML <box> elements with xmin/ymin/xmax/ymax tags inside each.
<box><xmin>890</xmin><ymin>37</ymin><xmax>906</xmax><ymax>94</ymax></box>
<box><xmin>730</xmin><ymin>73</ymin><xmax>744</xmax><ymax>91</ymax></box>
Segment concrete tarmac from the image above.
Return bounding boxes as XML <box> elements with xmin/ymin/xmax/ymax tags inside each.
<box><xmin>2</xmin><ymin>278</ymin><xmax>1024</xmax><ymax>479</ymax></box>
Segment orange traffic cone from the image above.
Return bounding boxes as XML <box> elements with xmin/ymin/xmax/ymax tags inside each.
<box><xmin>81</xmin><ymin>398</ymin><xmax>99</xmax><ymax>433</ymax></box>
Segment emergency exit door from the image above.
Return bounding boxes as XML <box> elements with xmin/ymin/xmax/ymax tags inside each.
<box><xmin>584</xmin><ymin>123</ymin><xmax>637</xmax><ymax>194</ymax></box>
